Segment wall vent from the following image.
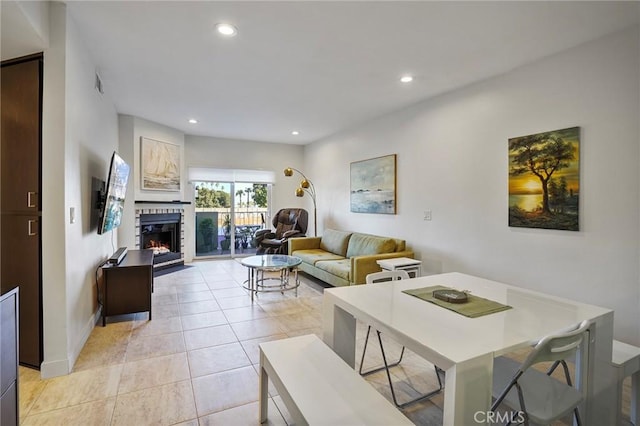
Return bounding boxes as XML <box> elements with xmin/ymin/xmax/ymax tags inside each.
<box><xmin>95</xmin><ymin>72</ymin><xmax>104</xmax><ymax>94</ymax></box>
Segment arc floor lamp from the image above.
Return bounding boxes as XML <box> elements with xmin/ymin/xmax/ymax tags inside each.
<box><xmin>284</xmin><ymin>167</ymin><xmax>317</xmax><ymax>236</ymax></box>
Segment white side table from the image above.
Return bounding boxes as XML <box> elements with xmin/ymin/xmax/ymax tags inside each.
<box><xmin>376</xmin><ymin>257</ymin><xmax>422</xmax><ymax>278</ymax></box>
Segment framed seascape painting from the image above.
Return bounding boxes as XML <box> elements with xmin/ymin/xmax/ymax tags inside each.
<box><xmin>350</xmin><ymin>154</ymin><xmax>396</xmax><ymax>214</ymax></box>
<box><xmin>141</xmin><ymin>137</ymin><xmax>181</xmax><ymax>191</ymax></box>
<box><xmin>508</xmin><ymin>126</ymin><xmax>580</xmax><ymax>231</ymax></box>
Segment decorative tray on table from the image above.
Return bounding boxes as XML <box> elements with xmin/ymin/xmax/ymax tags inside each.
<box><xmin>432</xmin><ymin>289</ymin><xmax>468</xmax><ymax>304</ymax></box>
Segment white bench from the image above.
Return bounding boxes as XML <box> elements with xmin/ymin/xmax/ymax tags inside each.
<box><xmin>259</xmin><ymin>334</ymin><xmax>413</xmax><ymax>425</ymax></box>
<box><xmin>612</xmin><ymin>339</ymin><xmax>640</xmax><ymax>426</ymax></box>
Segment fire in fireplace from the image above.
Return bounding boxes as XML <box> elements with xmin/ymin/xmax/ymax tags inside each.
<box><xmin>139</xmin><ymin>213</ymin><xmax>183</xmax><ymax>268</ymax></box>
<box><xmin>146</xmin><ymin>239</ymin><xmax>171</xmax><ymax>254</ymax></box>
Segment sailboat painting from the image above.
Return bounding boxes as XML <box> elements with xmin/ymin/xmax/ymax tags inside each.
<box><xmin>141</xmin><ymin>137</ymin><xmax>181</xmax><ymax>191</ymax></box>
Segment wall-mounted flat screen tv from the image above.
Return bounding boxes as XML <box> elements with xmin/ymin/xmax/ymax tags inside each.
<box><xmin>98</xmin><ymin>151</ymin><xmax>130</xmax><ymax>235</ymax></box>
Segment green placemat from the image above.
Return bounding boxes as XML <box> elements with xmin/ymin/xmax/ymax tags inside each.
<box><xmin>402</xmin><ymin>285</ymin><xmax>512</xmax><ymax>318</ymax></box>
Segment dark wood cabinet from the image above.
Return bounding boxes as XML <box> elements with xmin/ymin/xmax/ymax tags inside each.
<box><xmin>1</xmin><ymin>216</ymin><xmax>40</xmax><ymax>366</ymax></box>
<box><xmin>0</xmin><ymin>287</ymin><xmax>19</xmax><ymax>426</ymax></box>
<box><xmin>102</xmin><ymin>250</ymin><xmax>154</xmax><ymax>326</ymax></box>
<box><xmin>1</xmin><ymin>59</ymin><xmax>40</xmax><ymax>213</ymax></box>
<box><xmin>1</xmin><ymin>54</ymin><xmax>43</xmax><ymax>369</ymax></box>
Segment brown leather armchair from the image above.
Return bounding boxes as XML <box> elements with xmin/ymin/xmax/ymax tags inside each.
<box><xmin>255</xmin><ymin>208</ymin><xmax>309</xmax><ymax>254</ymax></box>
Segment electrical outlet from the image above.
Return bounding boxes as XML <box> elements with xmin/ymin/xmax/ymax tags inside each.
<box><xmin>423</xmin><ymin>210</ymin><xmax>432</xmax><ymax>221</ymax></box>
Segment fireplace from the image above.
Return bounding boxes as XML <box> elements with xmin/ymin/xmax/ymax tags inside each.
<box><xmin>136</xmin><ymin>209</ymin><xmax>185</xmax><ymax>270</ymax></box>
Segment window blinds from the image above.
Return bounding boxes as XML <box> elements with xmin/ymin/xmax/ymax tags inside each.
<box><xmin>187</xmin><ymin>167</ymin><xmax>275</xmax><ymax>184</ymax></box>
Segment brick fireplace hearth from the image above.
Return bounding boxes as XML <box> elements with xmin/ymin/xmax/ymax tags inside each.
<box><xmin>135</xmin><ymin>207</ymin><xmax>185</xmax><ymax>270</ymax></box>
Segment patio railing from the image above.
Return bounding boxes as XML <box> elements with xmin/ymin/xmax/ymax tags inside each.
<box><xmin>195</xmin><ymin>208</ymin><xmax>268</xmax><ymax>256</ymax></box>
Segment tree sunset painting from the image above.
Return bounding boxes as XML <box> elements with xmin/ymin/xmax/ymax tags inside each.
<box><xmin>508</xmin><ymin>127</ymin><xmax>580</xmax><ymax>231</ymax></box>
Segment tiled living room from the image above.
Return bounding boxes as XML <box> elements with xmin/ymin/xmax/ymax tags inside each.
<box><xmin>16</xmin><ymin>259</ymin><xmax>638</xmax><ymax>425</ymax></box>
<box><xmin>3</xmin><ymin>1</ymin><xmax>640</xmax><ymax>425</ymax></box>
<box><xmin>17</xmin><ymin>260</ymin><xmax>448</xmax><ymax>425</ymax></box>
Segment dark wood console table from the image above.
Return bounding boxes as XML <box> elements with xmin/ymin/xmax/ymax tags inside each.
<box><xmin>101</xmin><ymin>249</ymin><xmax>153</xmax><ymax>326</ymax></box>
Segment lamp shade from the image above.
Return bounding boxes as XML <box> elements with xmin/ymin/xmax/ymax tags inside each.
<box><xmin>295</xmin><ymin>188</ymin><xmax>304</xmax><ymax>197</ymax></box>
<box><xmin>284</xmin><ymin>168</ymin><xmax>294</xmax><ymax>177</ymax></box>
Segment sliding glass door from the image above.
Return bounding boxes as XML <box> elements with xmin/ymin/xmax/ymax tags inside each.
<box><xmin>233</xmin><ymin>183</ymin><xmax>268</xmax><ymax>255</ymax></box>
<box><xmin>194</xmin><ymin>181</ymin><xmax>270</xmax><ymax>258</ymax></box>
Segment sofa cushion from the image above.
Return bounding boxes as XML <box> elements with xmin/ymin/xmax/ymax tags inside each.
<box><xmin>292</xmin><ymin>249</ymin><xmax>345</xmax><ymax>266</ymax></box>
<box><xmin>319</xmin><ymin>229</ymin><xmax>352</xmax><ymax>257</ymax></box>
<box><xmin>315</xmin><ymin>259</ymin><xmax>351</xmax><ymax>281</ymax></box>
<box><xmin>346</xmin><ymin>233</ymin><xmax>397</xmax><ymax>258</ymax></box>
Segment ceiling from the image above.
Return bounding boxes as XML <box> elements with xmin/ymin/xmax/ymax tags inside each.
<box><xmin>4</xmin><ymin>1</ymin><xmax>640</xmax><ymax>145</ymax></box>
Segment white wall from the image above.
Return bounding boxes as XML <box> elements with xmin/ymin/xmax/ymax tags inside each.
<box><xmin>306</xmin><ymin>26</ymin><xmax>640</xmax><ymax>344</ymax></box>
<box><xmin>41</xmin><ymin>2</ymin><xmax>120</xmax><ymax>377</ymax></box>
<box><xmin>130</xmin><ymin>117</ymin><xmax>186</xmax><ymax>203</ymax></box>
<box><xmin>184</xmin><ymin>136</ymin><xmax>306</xmax><ymax>258</ymax></box>
<box><xmin>15</xmin><ymin>0</ymin><xmax>49</xmax><ymax>46</ymax></box>
<box><xmin>117</xmin><ymin>115</ymin><xmax>186</xmax><ymax>251</ymax></box>
<box><xmin>185</xmin><ymin>135</ymin><xmax>306</xmax><ymax>209</ymax></box>
<box><xmin>63</xmin><ymin>4</ymin><xmax>119</xmax><ymax>372</ymax></box>
<box><xmin>117</xmin><ymin>125</ymin><xmax>306</xmax><ymax>261</ymax></box>
<box><xmin>41</xmin><ymin>1</ymin><xmax>68</xmax><ymax>378</ymax></box>
<box><xmin>0</xmin><ymin>0</ymin><xmax>49</xmax><ymax>60</ymax></box>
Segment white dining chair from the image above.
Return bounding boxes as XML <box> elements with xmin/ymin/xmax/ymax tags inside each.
<box><xmin>491</xmin><ymin>319</ymin><xmax>591</xmax><ymax>425</ymax></box>
<box><xmin>360</xmin><ymin>270</ymin><xmax>444</xmax><ymax>408</ymax></box>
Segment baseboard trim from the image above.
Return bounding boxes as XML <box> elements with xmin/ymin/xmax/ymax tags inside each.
<box><xmin>40</xmin><ymin>358</ymin><xmax>70</xmax><ymax>379</ymax></box>
<box><xmin>41</xmin><ymin>308</ymin><xmax>102</xmax><ymax>378</ymax></box>
<box><xmin>67</xmin><ymin>307</ymin><xmax>101</xmax><ymax>374</ymax></box>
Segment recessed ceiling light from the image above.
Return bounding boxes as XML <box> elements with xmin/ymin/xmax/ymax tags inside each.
<box><xmin>188</xmin><ymin>119</ymin><xmax>198</xmax><ymax>124</ymax></box>
<box><xmin>400</xmin><ymin>75</ymin><xmax>414</xmax><ymax>83</ymax></box>
<box><xmin>291</xmin><ymin>131</ymin><xmax>300</xmax><ymax>136</ymax></box>
<box><xmin>215</xmin><ymin>23</ymin><xmax>238</xmax><ymax>37</ymax></box>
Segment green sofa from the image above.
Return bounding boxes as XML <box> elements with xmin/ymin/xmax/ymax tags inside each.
<box><xmin>288</xmin><ymin>229</ymin><xmax>414</xmax><ymax>287</ymax></box>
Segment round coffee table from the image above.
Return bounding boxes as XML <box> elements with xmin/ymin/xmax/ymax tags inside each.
<box><xmin>240</xmin><ymin>255</ymin><xmax>302</xmax><ymax>301</ymax></box>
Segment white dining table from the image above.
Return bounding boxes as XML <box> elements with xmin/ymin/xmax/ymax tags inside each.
<box><xmin>322</xmin><ymin>272</ymin><xmax>616</xmax><ymax>426</ymax></box>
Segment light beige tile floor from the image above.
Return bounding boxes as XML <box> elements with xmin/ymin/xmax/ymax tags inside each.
<box><xmin>18</xmin><ymin>259</ymin><xmax>633</xmax><ymax>425</ymax></box>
